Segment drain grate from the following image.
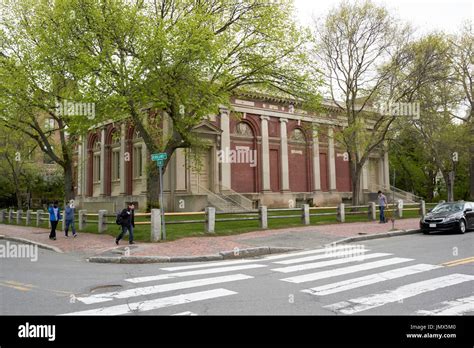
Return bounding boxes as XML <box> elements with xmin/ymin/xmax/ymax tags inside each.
<box><xmin>90</xmin><ymin>284</ymin><xmax>122</xmax><ymax>293</ymax></box>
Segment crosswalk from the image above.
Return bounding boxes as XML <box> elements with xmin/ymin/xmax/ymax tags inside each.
<box><xmin>63</xmin><ymin>244</ymin><xmax>474</xmax><ymax>316</ymax></box>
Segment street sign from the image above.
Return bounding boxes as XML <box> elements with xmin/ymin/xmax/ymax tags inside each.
<box><xmin>151</xmin><ymin>153</ymin><xmax>167</xmax><ymax>161</ymax></box>
<box><xmin>157</xmin><ymin>159</ymin><xmax>164</xmax><ymax>167</ymax></box>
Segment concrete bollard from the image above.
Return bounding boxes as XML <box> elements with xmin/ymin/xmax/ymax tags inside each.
<box><xmin>26</xmin><ymin>210</ymin><xmax>31</xmax><ymax>225</ymax></box>
<box><xmin>419</xmin><ymin>200</ymin><xmax>426</xmax><ymax>218</ymax></box>
<box><xmin>98</xmin><ymin>210</ymin><xmax>108</xmax><ymax>233</ymax></box>
<box><xmin>396</xmin><ymin>199</ymin><xmax>403</xmax><ymax>218</ymax></box>
<box><xmin>0</xmin><ymin>209</ymin><xmax>5</xmax><ymax>223</ymax></box>
<box><xmin>79</xmin><ymin>210</ymin><xmax>87</xmax><ymax>230</ymax></box>
<box><xmin>259</xmin><ymin>206</ymin><xmax>268</xmax><ymax>229</ymax></box>
<box><xmin>205</xmin><ymin>207</ymin><xmax>216</xmax><ymax>233</ymax></box>
<box><xmin>36</xmin><ymin>210</ymin><xmax>43</xmax><ymax>226</ymax></box>
<box><xmin>368</xmin><ymin>202</ymin><xmax>376</xmax><ymax>221</ymax></box>
<box><xmin>302</xmin><ymin>204</ymin><xmax>310</xmax><ymax>225</ymax></box>
<box><xmin>150</xmin><ymin>209</ymin><xmax>162</xmax><ymax>241</ymax></box>
<box><xmin>16</xmin><ymin>210</ymin><xmax>22</xmax><ymax>224</ymax></box>
<box><xmin>337</xmin><ymin>203</ymin><xmax>345</xmax><ymax>223</ymax></box>
<box><xmin>8</xmin><ymin>209</ymin><xmax>13</xmax><ymax>223</ymax></box>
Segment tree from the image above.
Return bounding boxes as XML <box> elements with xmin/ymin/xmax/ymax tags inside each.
<box><xmin>448</xmin><ymin>22</ymin><xmax>474</xmax><ymax>199</ymax></box>
<box><xmin>314</xmin><ymin>0</ymin><xmax>447</xmax><ymax>205</ymax></box>
<box><xmin>0</xmin><ymin>0</ymin><xmax>104</xmax><ymax>202</ymax></box>
<box><xmin>0</xmin><ymin>125</ymin><xmax>38</xmax><ymax>208</ymax></box>
<box><xmin>43</xmin><ymin>0</ymin><xmax>320</xmax><ymax>208</ymax></box>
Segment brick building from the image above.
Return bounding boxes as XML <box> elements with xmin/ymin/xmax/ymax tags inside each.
<box><xmin>73</xmin><ymin>93</ymin><xmax>390</xmax><ymax>212</ymax></box>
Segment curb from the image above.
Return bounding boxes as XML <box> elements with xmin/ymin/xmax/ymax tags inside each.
<box><xmin>325</xmin><ymin>229</ymin><xmax>421</xmax><ymax>246</ymax></box>
<box><xmin>0</xmin><ymin>235</ymin><xmax>64</xmax><ymax>253</ymax></box>
<box><xmin>87</xmin><ymin>246</ymin><xmax>302</xmax><ymax>264</ymax></box>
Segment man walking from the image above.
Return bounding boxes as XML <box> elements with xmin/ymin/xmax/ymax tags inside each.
<box><xmin>116</xmin><ymin>202</ymin><xmax>135</xmax><ymax>245</ymax></box>
<box><xmin>48</xmin><ymin>200</ymin><xmax>62</xmax><ymax>240</ymax></box>
<box><xmin>64</xmin><ymin>199</ymin><xmax>77</xmax><ymax>238</ymax></box>
<box><xmin>378</xmin><ymin>190</ymin><xmax>388</xmax><ymax>223</ymax></box>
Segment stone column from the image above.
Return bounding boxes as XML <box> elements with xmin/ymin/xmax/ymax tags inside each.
<box><xmin>260</xmin><ymin>116</ymin><xmax>271</xmax><ymax>192</ymax></box>
<box><xmin>384</xmin><ymin>150</ymin><xmax>390</xmax><ymax>190</ymax></box>
<box><xmin>312</xmin><ymin>128</ymin><xmax>321</xmax><ymax>192</ymax></box>
<box><xmin>279</xmin><ymin>118</ymin><xmax>290</xmax><ymax>191</ymax></box>
<box><xmin>328</xmin><ymin>127</ymin><xmax>337</xmax><ymax>191</ymax></box>
<box><xmin>220</xmin><ymin>108</ymin><xmax>231</xmax><ymax>190</ymax></box>
<box><xmin>99</xmin><ymin>127</ymin><xmax>106</xmax><ymax>196</ymax></box>
<box><xmin>77</xmin><ymin>136</ymin><xmax>83</xmax><ymax>196</ymax></box>
<box><xmin>119</xmin><ymin>123</ymin><xmax>126</xmax><ymax>195</ymax></box>
<box><xmin>150</xmin><ymin>208</ymin><xmax>162</xmax><ymax>241</ymax></box>
<box><xmin>362</xmin><ymin>161</ymin><xmax>369</xmax><ymax>191</ymax></box>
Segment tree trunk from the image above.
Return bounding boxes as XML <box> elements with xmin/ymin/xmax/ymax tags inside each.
<box><xmin>63</xmin><ymin>162</ymin><xmax>75</xmax><ymax>203</ymax></box>
<box><xmin>351</xmin><ymin>162</ymin><xmax>362</xmax><ymax>206</ymax></box>
<box><xmin>147</xmin><ymin>164</ymin><xmax>161</xmax><ymax>210</ymax></box>
<box><xmin>443</xmin><ymin>172</ymin><xmax>454</xmax><ymax>202</ymax></box>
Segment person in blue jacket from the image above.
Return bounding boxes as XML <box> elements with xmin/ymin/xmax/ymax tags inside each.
<box><xmin>48</xmin><ymin>200</ymin><xmax>62</xmax><ymax>240</ymax></box>
<box><xmin>64</xmin><ymin>199</ymin><xmax>77</xmax><ymax>238</ymax></box>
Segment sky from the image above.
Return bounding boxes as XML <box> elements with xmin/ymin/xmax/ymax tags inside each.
<box><xmin>294</xmin><ymin>0</ymin><xmax>473</xmax><ymax>35</ymax></box>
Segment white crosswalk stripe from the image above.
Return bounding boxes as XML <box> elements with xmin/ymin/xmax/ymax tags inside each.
<box><xmin>325</xmin><ymin>274</ymin><xmax>474</xmax><ymax>314</ymax></box>
<box><xmin>416</xmin><ymin>294</ymin><xmax>474</xmax><ymax>315</ymax></box>
<box><xmin>125</xmin><ymin>263</ymin><xmax>266</xmax><ymax>283</ymax></box>
<box><xmin>261</xmin><ymin>245</ymin><xmax>366</xmax><ymax>261</ymax></box>
<box><xmin>63</xmin><ymin>288</ymin><xmax>237</xmax><ymax>316</ymax></box>
<box><xmin>274</xmin><ymin>249</ymin><xmax>370</xmax><ymax>265</ymax></box>
<box><xmin>160</xmin><ymin>259</ymin><xmax>259</xmax><ymax>271</ymax></box>
<box><xmin>281</xmin><ymin>257</ymin><xmax>413</xmax><ymax>283</ymax></box>
<box><xmin>77</xmin><ymin>274</ymin><xmax>253</xmax><ymax>304</ymax></box>
<box><xmin>272</xmin><ymin>252</ymin><xmax>392</xmax><ymax>273</ymax></box>
<box><xmin>172</xmin><ymin>311</ymin><xmax>198</xmax><ymax>316</ymax></box>
<box><xmin>302</xmin><ymin>264</ymin><xmax>441</xmax><ymax>295</ymax></box>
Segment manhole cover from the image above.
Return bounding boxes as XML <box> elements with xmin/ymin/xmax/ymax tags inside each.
<box><xmin>90</xmin><ymin>285</ymin><xmax>122</xmax><ymax>293</ymax></box>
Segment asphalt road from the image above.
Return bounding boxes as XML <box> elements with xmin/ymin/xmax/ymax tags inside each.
<box><xmin>1</xmin><ymin>231</ymin><xmax>474</xmax><ymax>316</ymax></box>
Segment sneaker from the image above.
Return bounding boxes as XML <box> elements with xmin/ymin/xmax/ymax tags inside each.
<box><xmin>65</xmin><ymin>235</ymin><xmax>69</xmax><ymax>238</ymax></box>
<box><xmin>73</xmin><ymin>233</ymin><xmax>77</xmax><ymax>238</ymax></box>
<box><xmin>115</xmin><ymin>239</ymin><xmax>119</xmax><ymax>245</ymax></box>
<box><xmin>53</xmin><ymin>237</ymin><xmax>56</xmax><ymax>240</ymax></box>
<box><xmin>129</xmin><ymin>241</ymin><xmax>135</xmax><ymax>245</ymax></box>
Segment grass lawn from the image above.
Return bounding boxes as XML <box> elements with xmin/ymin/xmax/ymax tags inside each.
<box><xmin>1</xmin><ymin>204</ymin><xmax>428</xmax><ymax>242</ymax></box>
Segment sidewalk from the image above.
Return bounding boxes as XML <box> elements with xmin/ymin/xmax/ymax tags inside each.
<box><xmin>0</xmin><ymin>218</ymin><xmax>420</xmax><ymax>261</ymax></box>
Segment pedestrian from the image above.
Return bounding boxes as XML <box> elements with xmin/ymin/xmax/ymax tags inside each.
<box><xmin>48</xmin><ymin>200</ymin><xmax>62</xmax><ymax>240</ymax></box>
<box><xmin>64</xmin><ymin>199</ymin><xmax>77</xmax><ymax>238</ymax></box>
<box><xmin>378</xmin><ymin>190</ymin><xmax>388</xmax><ymax>223</ymax></box>
<box><xmin>115</xmin><ymin>202</ymin><xmax>135</xmax><ymax>245</ymax></box>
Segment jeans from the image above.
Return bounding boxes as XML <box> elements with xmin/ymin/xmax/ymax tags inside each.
<box><xmin>49</xmin><ymin>220</ymin><xmax>59</xmax><ymax>238</ymax></box>
<box><xmin>117</xmin><ymin>225</ymin><xmax>134</xmax><ymax>242</ymax></box>
<box><xmin>380</xmin><ymin>206</ymin><xmax>386</xmax><ymax>223</ymax></box>
<box><xmin>65</xmin><ymin>219</ymin><xmax>76</xmax><ymax>236</ymax></box>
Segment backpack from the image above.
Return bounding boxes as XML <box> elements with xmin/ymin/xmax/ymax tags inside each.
<box><xmin>116</xmin><ymin>211</ymin><xmax>123</xmax><ymax>225</ymax></box>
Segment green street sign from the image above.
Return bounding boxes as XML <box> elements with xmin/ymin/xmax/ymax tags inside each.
<box><xmin>151</xmin><ymin>152</ymin><xmax>167</xmax><ymax>161</ymax></box>
<box><xmin>157</xmin><ymin>159</ymin><xmax>164</xmax><ymax>167</ymax></box>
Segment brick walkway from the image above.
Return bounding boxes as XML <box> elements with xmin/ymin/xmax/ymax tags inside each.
<box><xmin>0</xmin><ymin>218</ymin><xmax>420</xmax><ymax>258</ymax></box>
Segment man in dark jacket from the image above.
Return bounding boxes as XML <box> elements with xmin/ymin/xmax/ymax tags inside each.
<box><xmin>115</xmin><ymin>202</ymin><xmax>135</xmax><ymax>245</ymax></box>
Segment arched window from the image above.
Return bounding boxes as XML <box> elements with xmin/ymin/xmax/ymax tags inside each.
<box><xmin>92</xmin><ymin>138</ymin><xmax>101</xmax><ymax>183</ymax></box>
<box><xmin>132</xmin><ymin>130</ymin><xmax>143</xmax><ymax>178</ymax></box>
<box><xmin>111</xmin><ymin>130</ymin><xmax>121</xmax><ymax>182</ymax></box>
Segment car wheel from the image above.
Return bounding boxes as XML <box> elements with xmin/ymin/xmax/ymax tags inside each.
<box><xmin>458</xmin><ymin>219</ymin><xmax>466</xmax><ymax>234</ymax></box>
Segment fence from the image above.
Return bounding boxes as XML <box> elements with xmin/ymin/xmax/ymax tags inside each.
<box><xmin>0</xmin><ymin>200</ymin><xmax>438</xmax><ymax>241</ymax></box>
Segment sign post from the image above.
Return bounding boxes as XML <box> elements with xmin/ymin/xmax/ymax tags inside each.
<box><xmin>151</xmin><ymin>153</ymin><xmax>168</xmax><ymax>240</ymax></box>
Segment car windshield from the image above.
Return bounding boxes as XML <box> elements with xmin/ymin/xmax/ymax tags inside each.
<box><xmin>431</xmin><ymin>203</ymin><xmax>464</xmax><ymax>213</ymax></box>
